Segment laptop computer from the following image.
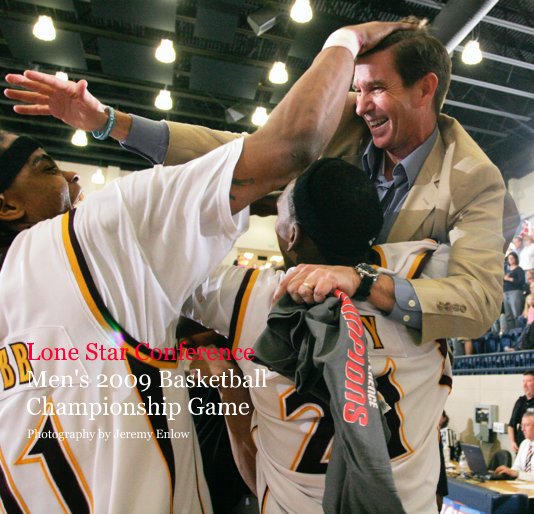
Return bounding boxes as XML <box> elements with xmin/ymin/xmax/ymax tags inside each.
<box><xmin>461</xmin><ymin>443</ymin><xmax>515</xmax><ymax>481</ymax></box>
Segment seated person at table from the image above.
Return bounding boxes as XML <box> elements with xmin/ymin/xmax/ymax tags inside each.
<box><xmin>496</xmin><ymin>412</ymin><xmax>534</xmax><ymax>480</ymax></box>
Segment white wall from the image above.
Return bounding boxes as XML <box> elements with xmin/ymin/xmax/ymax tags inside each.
<box><xmin>508</xmin><ymin>171</ymin><xmax>534</xmax><ymax>221</ymax></box>
<box><xmin>446</xmin><ymin>374</ymin><xmax>524</xmax><ymax>461</ymax></box>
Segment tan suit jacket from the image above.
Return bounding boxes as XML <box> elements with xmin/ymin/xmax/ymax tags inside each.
<box><xmin>165</xmin><ymin>106</ymin><xmax>506</xmax><ymax>343</ymax></box>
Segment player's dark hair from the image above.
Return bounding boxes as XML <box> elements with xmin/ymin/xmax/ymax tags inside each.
<box><xmin>291</xmin><ymin>158</ymin><xmax>383</xmax><ymax>265</ymax></box>
<box><xmin>364</xmin><ymin>27</ymin><xmax>451</xmax><ymax>116</ymax></box>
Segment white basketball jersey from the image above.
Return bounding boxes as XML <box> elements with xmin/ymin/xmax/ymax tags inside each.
<box><xmin>184</xmin><ymin>240</ymin><xmax>452</xmax><ymax>514</ymax></box>
<box><xmin>0</xmin><ymin>138</ymin><xmax>248</xmax><ymax>513</ymax></box>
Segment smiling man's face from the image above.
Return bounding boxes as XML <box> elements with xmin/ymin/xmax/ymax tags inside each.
<box><xmin>354</xmin><ymin>47</ymin><xmax>429</xmax><ymax>162</ymax></box>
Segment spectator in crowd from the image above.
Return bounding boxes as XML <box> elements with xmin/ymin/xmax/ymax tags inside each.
<box><xmin>507</xmin><ymin>236</ymin><xmax>523</xmax><ymax>258</ymax></box>
<box><xmin>523</xmin><ymin>269</ymin><xmax>534</xmax><ymax>297</ymax></box>
<box><xmin>517</xmin><ymin>294</ymin><xmax>534</xmax><ymax>350</ymax></box>
<box><xmin>520</xmin><ymin>235</ymin><xmax>534</xmax><ymax>277</ymax></box>
<box><xmin>503</xmin><ymin>252</ymin><xmax>526</xmax><ymax>331</ymax></box>
<box><xmin>451</xmin><ymin>337</ymin><xmax>474</xmax><ymax>356</ymax></box>
<box><xmin>508</xmin><ymin>371</ymin><xmax>534</xmax><ymax>452</ymax></box>
<box><xmin>497</xmin><ymin>412</ymin><xmax>534</xmax><ymax>480</ymax></box>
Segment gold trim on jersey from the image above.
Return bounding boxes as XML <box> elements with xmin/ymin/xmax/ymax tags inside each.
<box><xmin>372</xmin><ymin>245</ymin><xmax>387</xmax><ymax>268</ymax></box>
<box><xmin>360</xmin><ymin>315</ymin><xmax>384</xmax><ymax>349</ymax></box>
<box><xmin>14</xmin><ymin>398</ymin><xmax>93</xmax><ymax>513</ymax></box>
<box><xmin>123</xmin><ymin>357</ymin><xmax>174</xmax><ymax>514</ymax></box>
<box><xmin>377</xmin><ymin>359</ymin><xmax>414</xmax><ymax>462</ymax></box>
<box><xmin>406</xmin><ymin>251</ymin><xmax>429</xmax><ymax>280</ymax></box>
<box><xmin>436</xmin><ymin>342</ymin><xmax>453</xmax><ymax>393</ymax></box>
<box><xmin>278</xmin><ymin>385</ymin><xmax>323</xmax><ymax>471</ymax></box>
<box><xmin>231</xmin><ymin>269</ymin><xmax>260</xmax><ymax>350</ymax></box>
<box><xmin>260</xmin><ymin>486</ymin><xmax>270</xmax><ymax>514</ymax></box>
<box><xmin>0</xmin><ymin>445</ymin><xmax>29</xmax><ymax>513</ymax></box>
<box><xmin>51</xmin><ymin>409</ymin><xmax>94</xmax><ymax>510</ymax></box>
<box><xmin>61</xmin><ymin>212</ymin><xmax>178</xmax><ymax>370</ymax></box>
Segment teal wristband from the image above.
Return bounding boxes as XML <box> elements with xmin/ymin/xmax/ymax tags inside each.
<box><xmin>91</xmin><ymin>106</ymin><xmax>116</xmax><ymax>140</ymax></box>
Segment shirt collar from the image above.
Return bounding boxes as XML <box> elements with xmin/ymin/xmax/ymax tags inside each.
<box><xmin>363</xmin><ymin>125</ymin><xmax>439</xmax><ymax>187</ymax></box>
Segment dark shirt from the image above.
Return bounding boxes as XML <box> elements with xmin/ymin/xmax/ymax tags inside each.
<box><xmin>509</xmin><ymin>395</ymin><xmax>534</xmax><ymax>446</ymax></box>
<box><xmin>504</xmin><ymin>266</ymin><xmax>525</xmax><ymax>292</ymax></box>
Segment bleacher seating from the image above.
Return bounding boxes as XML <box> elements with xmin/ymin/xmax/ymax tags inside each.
<box><xmin>453</xmin><ymin>349</ymin><xmax>534</xmax><ymax>375</ymax></box>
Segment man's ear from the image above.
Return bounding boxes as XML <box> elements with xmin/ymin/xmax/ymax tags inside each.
<box><xmin>418</xmin><ymin>72</ymin><xmax>438</xmax><ymax>108</ymax></box>
<box><xmin>0</xmin><ymin>193</ymin><xmax>25</xmax><ymax>222</ymax></box>
<box><xmin>286</xmin><ymin>221</ymin><xmax>303</xmax><ymax>252</ymax></box>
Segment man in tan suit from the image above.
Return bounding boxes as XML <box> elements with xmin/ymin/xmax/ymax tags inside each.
<box><xmin>165</xmin><ymin>26</ymin><xmax>508</xmax><ymax>344</ymax></box>
<box><xmin>6</xmin><ymin>23</ymin><xmax>508</xmax><ymax>344</ymax></box>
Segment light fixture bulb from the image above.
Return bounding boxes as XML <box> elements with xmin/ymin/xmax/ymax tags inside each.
<box><xmin>290</xmin><ymin>0</ymin><xmax>313</xmax><ymax>23</ymax></box>
<box><xmin>91</xmin><ymin>168</ymin><xmax>105</xmax><ymax>185</ymax></box>
<box><xmin>55</xmin><ymin>71</ymin><xmax>69</xmax><ymax>81</ymax></box>
<box><xmin>155</xmin><ymin>39</ymin><xmax>176</xmax><ymax>64</ymax></box>
<box><xmin>155</xmin><ymin>89</ymin><xmax>173</xmax><ymax>110</ymax></box>
<box><xmin>251</xmin><ymin>107</ymin><xmax>269</xmax><ymax>127</ymax></box>
<box><xmin>462</xmin><ymin>40</ymin><xmax>483</xmax><ymax>65</ymax></box>
<box><xmin>71</xmin><ymin>129</ymin><xmax>87</xmax><ymax>147</ymax></box>
<box><xmin>243</xmin><ymin>252</ymin><xmax>254</xmax><ymax>259</ymax></box>
<box><xmin>269</xmin><ymin>61</ymin><xmax>288</xmax><ymax>84</ymax></box>
<box><xmin>33</xmin><ymin>15</ymin><xmax>56</xmax><ymax>41</ymax></box>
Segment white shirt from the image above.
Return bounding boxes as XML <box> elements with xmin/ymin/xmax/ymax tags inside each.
<box><xmin>513</xmin><ymin>438</ymin><xmax>534</xmax><ymax>481</ymax></box>
<box><xmin>0</xmin><ymin>138</ymin><xmax>248</xmax><ymax>513</ymax></box>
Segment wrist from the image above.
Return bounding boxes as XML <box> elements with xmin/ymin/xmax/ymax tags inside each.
<box><xmin>353</xmin><ymin>263</ymin><xmax>378</xmax><ymax>300</ymax></box>
<box><xmin>322</xmin><ymin>28</ymin><xmax>361</xmax><ymax>60</ymax></box>
<box><xmin>94</xmin><ymin>108</ymin><xmax>109</xmax><ymax>132</ymax></box>
<box><xmin>91</xmin><ymin>106</ymin><xmax>116</xmax><ymax>140</ymax></box>
<box><xmin>369</xmin><ymin>275</ymin><xmax>395</xmax><ymax>313</ymax></box>
<box><xmin>110</xmin><ymin>111</ymin><xmax>133</xmax><ymax>142</ymax></box>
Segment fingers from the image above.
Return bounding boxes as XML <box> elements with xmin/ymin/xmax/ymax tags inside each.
<box><xmin>5</xmin><ymin>89</ymin><xmax>50</xmax><ymax>105</ymax></box>
<box><xmin>275</xmin><ymin>265</ymin><xmax>337</xmax><ymax>305</ymax></box>
<box><xmin>23</xmin><ymin>69</ymin><xmax>72</xmax><ymax>91</ymax></box>
<box><xmin>5</xmin><ymin>74</ymin><xmax>54</xmax><ymax>95</ymax></box>
<box><xmin>13</xmin><ymin>105</ymin><xmax>52</xmax><ymax>116</ymax></box>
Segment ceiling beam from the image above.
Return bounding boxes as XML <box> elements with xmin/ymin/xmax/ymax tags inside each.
<box><xmin>450</xmin><ymin>74</ymin><xmax>534</xmax><ymax>99</ymax></box>
<box><xmin>454</xmin><ymin>45</ymin><xmax>534</xmax><ymax>71</ymax></box>
<box><xmin>462</xmin><ymin>124</ymin><xmax>505</xmax><ymax>137</ymax></box>
<box><xmin>406</xmin><ymin>0</ymin><xmax>534</xmax><ymax>36</ymax></box>
<box><xmin>444</xmin><ymin>99</ymin><xmax>531</xmax><ymax>121</ymax></box>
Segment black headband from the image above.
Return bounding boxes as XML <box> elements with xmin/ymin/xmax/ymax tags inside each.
<box><xmin>0</xmin><ymin>136</ymin><xmax>43</xmax><ymax>193</ymax></box>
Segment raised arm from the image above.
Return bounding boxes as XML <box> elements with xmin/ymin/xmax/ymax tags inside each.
<box><xmin>5</xmin><ymin>22</ymin><xmax>416</xmax><ymax>214</ymax></box>
<box><xmin>227</xmin><ymin>21</ymin><xmax>418</xmax><ymax>213</ymax></box>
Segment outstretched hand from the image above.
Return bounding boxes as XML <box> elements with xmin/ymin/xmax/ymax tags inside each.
<box><xmin>4</xmin><ymin>70</ymin><xmax>108</xmax><ymax>132</ymax></box>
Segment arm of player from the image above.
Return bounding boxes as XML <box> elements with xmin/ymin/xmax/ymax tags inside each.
<box><xmin>228</xmin><ymin>20</ymin><xmax>417</xmax><ymax>215</ymax></box>
<box><xmin>4</xmin><ymin>73</ymin><xmax>134</xmax><ymax>142</ymax></box>
<box><xmin>189</xmin><ymin>359</ymin><xmax>257</xmax><ymax>495</ymax></box>
<box><xmin>4</xmin><ymin>71</ymin><xmax>245</xmax><ymax>165</ymax></box>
